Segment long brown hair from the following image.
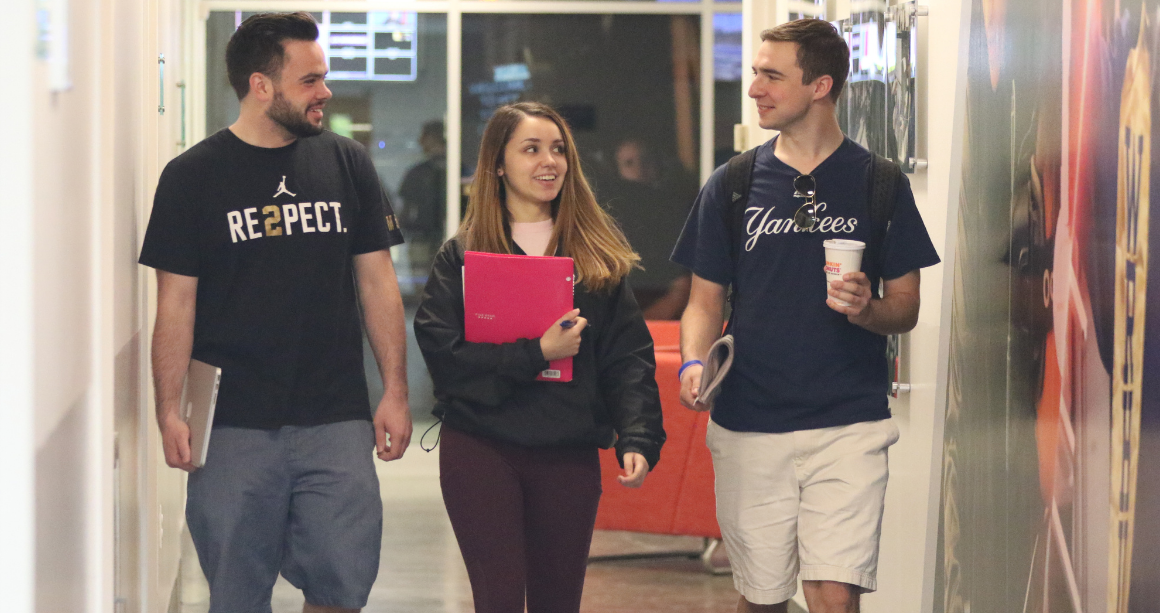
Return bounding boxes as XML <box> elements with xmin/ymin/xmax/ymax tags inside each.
<box><xmin>459</xmin><ymin>102</ymin><xmax>639</xmax><ymax>292</ymax></box>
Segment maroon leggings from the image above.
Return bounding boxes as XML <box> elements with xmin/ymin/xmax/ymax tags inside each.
<box><xmin>439</xmin><ymin>426</ymin><xmax>603</xmax><ymax>613</ymax></box>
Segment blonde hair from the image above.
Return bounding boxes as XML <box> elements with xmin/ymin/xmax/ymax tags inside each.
<box><xmin>459</xmin><ymin>102</ymin><xmax>639</xmax><ymax>293</ymax></box>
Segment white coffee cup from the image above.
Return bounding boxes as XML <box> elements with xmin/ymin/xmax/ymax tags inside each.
<box><xmin>823</xmin><ymin>239</ymin><xmax>866</xmax><ymax>306</ymax></box>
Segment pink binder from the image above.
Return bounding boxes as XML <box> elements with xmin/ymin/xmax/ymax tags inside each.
<box><xmin>463</xmin><ymin>251</ymin><xmax>576</xmax><ymax>382</ymax></box>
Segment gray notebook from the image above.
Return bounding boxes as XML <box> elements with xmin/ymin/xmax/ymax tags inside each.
<box><xmin>179</xmin><ymin>359</ymin><xmax>221</xmax><ymax>468</ymax></box>
<box><xmin>697</xmin><ymin>335</ymin><xmax>734</xmax><ymax>410</ymax></box>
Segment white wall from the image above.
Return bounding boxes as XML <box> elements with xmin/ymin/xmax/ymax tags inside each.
<box><xmin>31</xmin><ymin>0</ymin><xmax>107</xmax><ymax>607</ymax></box>
<box><xmin>737</xmin><ymin>1</ymin><xmax>968</xmax><ymax>611</ymax></box>
<box><xmin>145</xmin><ymin>1</ymin><xmax>194</xmax><ymax>608</ymax></box>
<box><xmin>110</xmin><ymin>0</ymin><xmax>146</xmax><ymax>605</ymax></box>
<box><xmin>0</xmin><ymin>1</ymin><xmax>38</xmax><ymax>611</ymax></box>
<box><xmin>2</xmin><ymin>0</ymin><xmax>188</xmax><ymax>611</ymax></box>
<box><xmin>865</xmin><ymin>1</ymin><xmax>968</xmax><ymax>612</ymax></box>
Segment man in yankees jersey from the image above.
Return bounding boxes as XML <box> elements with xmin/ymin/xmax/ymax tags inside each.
<box><xmin>139</xmin><ymin>12</ymin><xmax>410</xmax><ymax>613</ymax></box>
<box><xmin>671</xmin><ymin>19</ymin><xmax>940</xmax><ymax>613</ymax></box>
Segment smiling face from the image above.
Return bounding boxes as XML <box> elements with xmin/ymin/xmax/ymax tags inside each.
<box><xmin>748</xmin><ymin>40</ymin><xmax>829</xmax><ymax>131</ymax></box>
<box><xmin>498</xmin><ymin>115</ymin><xmax>568</xmax><ymax>210</ymax></box>
<box><xmin>265</xmin><ymin>39</ymin><xmax>332</xmax><ymax>137</ymax></box>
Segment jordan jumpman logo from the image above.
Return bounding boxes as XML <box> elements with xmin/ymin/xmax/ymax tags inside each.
<box><xmin>273</xmin><ymin>176</ymin><xmax>297</xmax><ymax>198</ymax></box>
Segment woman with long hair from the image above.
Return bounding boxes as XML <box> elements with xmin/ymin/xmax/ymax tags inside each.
<box><xmin>414</xmin><ymin>101</ymin><xmax>666</xmax><ymax>612</ymax></box>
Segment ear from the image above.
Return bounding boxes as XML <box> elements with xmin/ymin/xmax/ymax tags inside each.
<box><xmin>248</xmin><ymin>72</ymin><xmax>275</xmax><ymax>102</ymax></box>
<box><xmin>812</xmin><ymin>74</ymin><xmax>834</xmax><ymax>102</ymax></box>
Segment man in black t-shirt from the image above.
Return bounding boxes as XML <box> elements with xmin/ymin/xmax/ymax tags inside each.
<box><xmin>139</xmin><ymin>13</ymin><xmax>410</xmax><ymax>613</ymax></box>
<box><xmin>672</xmin><ymin>20</ymin><xmax>940</xmax><ymax>613</ymax></box>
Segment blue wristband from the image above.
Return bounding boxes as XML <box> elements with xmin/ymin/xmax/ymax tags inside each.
<box><xmin>678</xmin><ymin>360</ymin><xmax>703</xmax><ymax>381</ymax></box>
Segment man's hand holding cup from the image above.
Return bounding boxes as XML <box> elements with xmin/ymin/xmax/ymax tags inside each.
<box><xmin>823</xmin><ymin>239</ymin><xmax>872</xmax><ymax>320</ymax></box>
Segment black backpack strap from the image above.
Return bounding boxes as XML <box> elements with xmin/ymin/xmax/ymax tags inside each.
<box><xmin>722</xmin><ymin>147</ymin><xmax>759</xmax><ymax>325</ymax></box>
<box><xmin>866</xmin><ymin>154</ymin><xmax>901</xmax><ymax>291</ymax></box>
<box><xmin>724</xmin><ymin>147</ymin><xmax>759</xmax><ymax>268</ymax></box>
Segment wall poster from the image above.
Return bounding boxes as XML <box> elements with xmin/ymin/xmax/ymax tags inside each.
<box><xmin>936</xmin><ymin>1</ymin><xmax>1159</xmax><ymax>612</ymax></box>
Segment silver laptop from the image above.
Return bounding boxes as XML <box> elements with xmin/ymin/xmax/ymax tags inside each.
<box><xmin>180</xmin><ymin>359</ymin><xmax>221</xmax><ymax>468</ymax></box>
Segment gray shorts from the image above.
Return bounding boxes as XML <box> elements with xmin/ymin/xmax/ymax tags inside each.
<box><xmin>186</xmin><ymin>420</ymin><xmax>382</xmax><ymax>613</ymax></box>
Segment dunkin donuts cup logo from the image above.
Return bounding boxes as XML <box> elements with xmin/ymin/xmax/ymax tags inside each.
<box><xmin>822</xmin><ymin>239</ymin><xmax>866</xmax><ymax>307</ymax></box>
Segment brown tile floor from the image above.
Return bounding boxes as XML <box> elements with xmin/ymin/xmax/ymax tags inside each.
<box><xmin>178</xmin><ymin>434</ymin><xmax>766</xmax><ymax>613</ymax></box>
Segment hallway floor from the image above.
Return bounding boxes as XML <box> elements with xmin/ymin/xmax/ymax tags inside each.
<box><xmin>177</xmin><ymin>426</ymin><xmax>747</xmax><ymax>613</ymax></box>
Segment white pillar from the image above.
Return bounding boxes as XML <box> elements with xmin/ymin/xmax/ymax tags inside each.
<box><xmin>0</xmin><ymin>0</ymin><xmax>39</xmax><ymax>610</ymax></box>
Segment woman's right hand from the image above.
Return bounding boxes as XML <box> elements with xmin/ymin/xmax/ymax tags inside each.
<box><xmin>540</xmin><ymin>308</ymin><xmax>587</xmax><ymax>361</ymax></box>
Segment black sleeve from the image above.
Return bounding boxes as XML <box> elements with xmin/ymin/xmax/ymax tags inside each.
<box><xmin>348</xmin><ymin>141</ymin><xmax>404</xmax><ymax>254</ymax></box>
<box><xmin>596</xmin><ymin>276</ymin><xmax>666</xmax><ymax>470</ymax></box>
<box><xmin>413</xmin><ymin>242</ymin><xmax>551</xmax><ymax>407</ymax></box>
<box><xmin>139</xmin><ymin>162</ymin><xmax>201</xmax><ymax>276</ymax></box>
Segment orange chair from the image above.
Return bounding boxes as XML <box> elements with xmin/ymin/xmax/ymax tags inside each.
<box><xmin>646</xmin><ymin>318</ymin><xmax>681</xmax><ymax>352</ymax></box>
<box><xmin>591</xmin><ymin>321</ymin><xmax>727</xmax><ymax>572</ymax></box>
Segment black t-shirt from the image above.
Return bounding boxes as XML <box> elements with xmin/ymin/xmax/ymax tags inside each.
<box><xmin>671</xmin><ymin>137</ymin><xmax>941</xmax><ymax>433</ymax></box>
<box><xmin>139</xmin><ymin>128</ymin><xmax>404</xmax><ymax>429</ymax></box>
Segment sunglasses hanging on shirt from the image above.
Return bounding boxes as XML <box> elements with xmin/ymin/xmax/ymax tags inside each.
<box><xmin>792</xmin><ymin>174</ymin><xmax>818</xmax><ymax>230</ymax></box>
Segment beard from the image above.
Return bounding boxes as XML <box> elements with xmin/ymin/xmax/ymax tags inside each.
<box><xmin>267</xmin><ymin>90</ymin><xmax>323</xmax><ymax>138</ymax></box>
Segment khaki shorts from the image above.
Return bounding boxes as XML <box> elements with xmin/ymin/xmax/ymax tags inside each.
<box><xmin>706</xmin><ymin>418</ymin><xmax>900</xmax><ymax>605</ymax></box>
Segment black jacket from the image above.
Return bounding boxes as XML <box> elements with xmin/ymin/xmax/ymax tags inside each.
<box><xmin>414</xmin><ymin>238</ymin><xmax>666</xmax><ymax>469</ymax></box>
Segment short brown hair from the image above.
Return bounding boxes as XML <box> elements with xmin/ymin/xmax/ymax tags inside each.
<box><xmin>761</xmin><ymin>19</ymin><xmax>849</xmax><ymax>103</ymax></box>
<box><xmin>225</xmin><ymin>12</ymin><xmax>319</xmax><ymax>100</ymax></box>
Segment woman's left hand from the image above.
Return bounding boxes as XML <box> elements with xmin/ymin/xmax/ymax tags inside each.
<box><xmin>617</xmin><ymin>452</ymin><xmax>650</xmax><ymax>488</ymax></box>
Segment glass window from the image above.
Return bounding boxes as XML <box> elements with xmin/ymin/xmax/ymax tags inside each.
<box><xmin>461</xmin><ymin>13</ymin><xmax>702</xmax><ymax>319</ymax></box>
<box><xmin>714</xmin><ymin>12</ymin><xmax>743</xmax><ymax>168</ymax></box>
<box><xmin>788</xmin><ymin>0</ymin><xmax>827</xmax><ymax>20</ymax></box>
<box><xmin>482</xmin><ymin>0</ymin><xmax>741</xmax><ymax>3</ymax></box>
